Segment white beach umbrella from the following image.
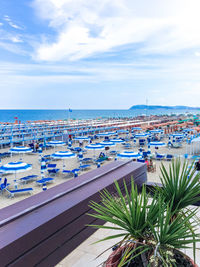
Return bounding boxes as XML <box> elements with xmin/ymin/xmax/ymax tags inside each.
<box><xmin>9</xmin><ymin>146</ymin><xmax>33</xmax><ymax>160</ymax></box>
<box><xmin>117</xmin><ymin>151</ymin><xmax>141</xmax><ymax>159</ymax></box>
<box><xmin>47</xmin><ymin>140</ymin><xmax>66</xmax><ymax>146</ymax></box>
<box><xmin>74</xmin><ymin>136</ymin><xmax>90</xmax><ymax>141</ymax></box>
<box><xmin>85</xmin><ymin>144</ymin><xmax>105</xmax><ymax>158</ymax></box>
<box><xmin>96</xmin><ymin>132</ymin><xmax>114</xmax><ymax>137</ymax></box>
<box><xmin>51</xmin><ymin>151</ymin><xmax>76</xmax><ymax>170</ymax></box>
<box><xmin>134</xmin><ymin>133</ymin><xmax>149</xmax><ymax>138</ymax></box>
<box><xmin>99</xmin><ymin>141</ymin><xmax>116</xmax><ymax>147</ymax></box>
<box><xmin>41</xmin><ymin>157</ymin><xmax>47</xmax><ymax>178</ymax></box>
<box><xmin>9</xmin><ymin>146</ymin><xmax>33</xmax><ymax>154</ymax></box>
<box><xmin>110</xmin><ymin>138</ymin><xmax>124</xmax><ymax>143</ymax></box>
<box><xmin>149</xmin><ymin>141</ymin><xmax>166</xmax><ymax>147</ymax></box>
<box><xmin>0</xmin><ymin>161</ymin><xmax>32</xmax><ymax>188</ymax></box>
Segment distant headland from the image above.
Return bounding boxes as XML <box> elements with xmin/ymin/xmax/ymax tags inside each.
<box><xmin>129</xmin><ymin>105</ymin><xmax>200</xmax><ymax>110</ymax></box>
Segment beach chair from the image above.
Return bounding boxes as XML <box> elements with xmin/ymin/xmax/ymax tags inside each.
<box><xmin>36</xmin><ymin>177</ymin><xmax>54</xmax><ymax>185</ymax></box>
<box><xmin>155</xmin><ymin>154</ymin><xmax>165</xmax><ymax>160</ymax></box>
<box><xmin>63</xmin><ymin>169</ymin><xmax>80</xmax><ymax>178</ymax></box>
<box><xmin>0</xmin><ymin>178</ymin><xmax>9</xmax><ymax>193</ymax></box>
<box><xmin>20</xmin><ymin>175</ymin><xmax>38</xmax><ymax>184</ymax></box>
<box><xmin>81</xmin><ymin>157</ymin><xmax>93</xmax><ymax>163</ymax></box>
<box><xmin>47</xmin><ymin>164</ymin><xmax>60</xmax><ymax>175</ymax></box>
<box><xmin>79</xmin><ymin>164</ymin><xmax>91</xmax><ymax>171</ymax></box>
<box><xmin>109</xmin><ymin>150</ymin><xmax>118</xmax><ymax>155</ymax></box>
<box><xmin>165</xmin><ymin>154</ymin><xmax>173</xmax><ymax>161</ymax></box>
<box><xmin>6</xmin><ymin>187</ymin><xmax>33</xmax><ymax>198</ymax></box>
<box><xmin>137</xmin><ymin>158</ymin><xmax>145</xmax><ymax>163</ymax></box>
<box><xmin>142</xmin><ymin>151</ymin><xmax>149</xmax><ymax>158</ymax></box>
<box><xmin>43</xmin><ymin>155</ymin><xmax>51</xmax><ymax>162</ymax></box>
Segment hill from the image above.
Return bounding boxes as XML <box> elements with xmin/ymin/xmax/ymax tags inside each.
<box><xmin>129</xmin><ymin>105</ymin><xmax>200</xmax><ymax>110</ymax></box>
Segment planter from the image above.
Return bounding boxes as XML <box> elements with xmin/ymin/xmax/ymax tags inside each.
<box><xmin>105</xmin><ymin>246</ymin><xmax>198</xmax><ymax>267</ymax></box>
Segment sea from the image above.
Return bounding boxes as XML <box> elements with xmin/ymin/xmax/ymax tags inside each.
<box><xmin>0</xmin><ymin>109</ymin><xmax>199</xmax><ymax>123</ymax></box>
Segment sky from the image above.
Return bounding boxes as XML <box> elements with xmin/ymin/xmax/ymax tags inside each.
<box><xmin>1</xmin><ymin>0</ymin><xmax>200</xmax><ymax>109</ymax></box>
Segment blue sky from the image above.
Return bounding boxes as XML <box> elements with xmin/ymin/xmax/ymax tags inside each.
<box><xmin>1</xmin><ymin>0</ymin><xmax>200</xmax><ymax>109</ymax></box>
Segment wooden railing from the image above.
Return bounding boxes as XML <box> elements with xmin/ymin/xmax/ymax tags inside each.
<box><xmin>0</xmin><ymin>160</ymin><xmax>147</xmax><ymax>267</ymax></box>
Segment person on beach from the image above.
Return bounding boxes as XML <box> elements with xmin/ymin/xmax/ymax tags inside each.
<box><xmin>145</xmin><ymin>158</ymin><xmax>149</xmax><ymax>167</ymax></box>
<box><xmin>195</xmin><ymin>159</ymin><xmax>200</xmax><ymax>171</ymax></box>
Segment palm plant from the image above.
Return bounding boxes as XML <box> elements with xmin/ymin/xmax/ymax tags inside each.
<box><xmin>159</xmin><ymin>159</ymin><xmax>200</xmax><ymax>212</ymax></box>
<box><xmin>88</xmin><ymin>159</ymin><xmax>200</xmax><ymax>266</ymax></box>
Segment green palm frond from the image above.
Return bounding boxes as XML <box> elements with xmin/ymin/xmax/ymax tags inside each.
<box><xmin>159</xmin><ymin>158</ymin><xmax>200</xmax><ymax>212</ymax></box>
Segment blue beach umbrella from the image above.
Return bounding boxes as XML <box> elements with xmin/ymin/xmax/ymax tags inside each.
<box><xmin>117</xmin><ymin>151</ymin><xmax>141</xmax><ymax>159</ymax></box>
<box><xmin>117</xmin><ymin>130</ymin><xmax>129</xmax><ymax>134</ymax></box>
<box><xmin>99</xmin><ymin>141</ymin><xmax>116</xmax><ymax>147</ymax></box>
<box><xmin>9</xmin><ymin>146</ymin><xmax>33</xmax><ymax>160</ymax></box>
<box><xmin>51</xmin><ymin>151</ymin><xmax>76</xmax><ymax>170</ymax></box>
<box><xmin>149</xmin><ymin>129</ymin><xmax>164</xmax><ymax>134</ymax></box>
<box><xmin>9</xmin><ymin>146</ymin><xmax>33</xmax><ymax>154</ymax></box>
<box><xmin>149</xmin><ymin>141</ymin><xmax>166</xmax><ymax>148</ymax></box>
<box><xmin>38</xmin><ymin>146</ymin><xmax>43</xmax><ymax>159</ymax></box>
<box><xmin>132</xmin><ymin>127</ymin><xmax>142</xmax><ymax>132</ymax></box>
<box><xmin>110</xmin><ymin>138</ymin><xmax>124</xmax><ymax>143</ymax></box>
<box><xmin>170</xmin><ymin>133</ymin><xmax>184</xmax><ymax>138</ymax></box>
<box><xmin>41</xmin><ymin>157</ymin><xmax>47</xmax><ymax>178</ymax></box>
<box><xmin>85</xmin><ymin>144</ymin><xmax>105</xmax><ymax>158</ymax></box>
<box><xmin>96</xmin><ymin>132</ymin><xmax>114</xmax><ymax>137</ymax></box>
<box><xmin>134</xmin><ymin>133</ymin><xmax>149</xmax><ymax>138</ymax></box>
<box><xmin>74</xmin><ymin>136</ymin><xmax>90</xmax><ymax>141</ymax></box>
<box><xmin>47</xmin><ymin>140</ymin><xmax>66</xmax><ymax>147</ymax></box>
<box><xmin>0</xmin><ymin>161</ymin><xmax>32</xmax><ymax>188</ymax></box>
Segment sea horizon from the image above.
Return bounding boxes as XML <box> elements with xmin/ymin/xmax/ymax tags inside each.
<box><xmin>0</xmin><ymin>108</ymin><xmax>199</xmax><ymax>123</ymax></box>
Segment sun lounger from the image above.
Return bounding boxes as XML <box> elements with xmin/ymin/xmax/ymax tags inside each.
<box><xmin>20</xmin><ymin>175</ymin><xmax>38</xmax><ymax>184</ymax></box>
<box><xmin>79</xmin><ymin>164</ymin><xmax>91</xmax><ymax>171</ymax></box>
<box><xmin>0</xmin><ymin>178</ymin><xmax>9</xmax><ymax>193</ymax></box>
<box><xmin>155</xmin><ymin>154</ymin><xmax>165</xmax><ymax>160</ymax></box>
<box><xmin>81</xmin><ymin>157</ymin><xmax>93</xmax><ymax>163</ymax></box>
<box><xmin>137</xmin><ymin>158</ymin><xmax>145</xmax><ymax>163</ymax></box>
<box><xmin>48</xmin><ymin>168</ymin><xmax>59</xmax><ymax>175</ymax></box>
<box><xmin>63</xmin><ymin>169</ymin><xmax>80</xmax><ymax>177</ymax></box>
<box><xmin>165</xmin><ymin>154</ymin><xmax>173</xmax><ymax>161</ymax></box>
<box><xmin>109</xmin><ymin>150</ymin><xmax>118</xmax><ymax>155</ymax></box>
<box><xmin>47</xmin><ymin>164</ymin><xmax>60</xmax><ymax>175</ymax></box>
<box><xmin>6</xmin><ymin>187</ymin><xmax>33</xmax><ymax>198</ymax></box>
<box><xmin>36</xmin><ymin>177</ymin><xmax>54</xmax><ymax>185</ymax></box>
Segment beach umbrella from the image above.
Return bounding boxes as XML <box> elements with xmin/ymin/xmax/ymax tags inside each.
<box><xmin>9</xmin><ymin>146</ymin><xmax>33</xmax><ymax>160</ymax></box>
<box><xmin>170</xmin><ymin>133</ymin><xmax>184</xmax><ymax>138</ymax></box>
<box><xmin>47</xmin><ymin>140</ymin><xmax>66</xmax><ymax>151</ymax></box>
<box><xmin>9</xmin><ymin>146</ymin><xmax>33</xmax><ymax>154</ymax></box>
<box><xmin>47</xmin><ymin>140</ymin><xmax>66</xmax><ymax>147</ymax></box>
<box><xmin>74</xmin><ymin>136</ymin><xmax>90</xmax><ymax>141</ymax></box>
<box><xmin>0</xmin><ymin>161</ymin><xmax>32</xmax><ymax>188</ymax></box>
<box><xmin>68</xmin><ymin>139</ymin><xmax>72</xmax><ymax>147</ymax></box>
<box><xmin>96</xmin><ymin>132</ymin><xmax>114</xmax><ymax>137</ymax></box>
<box><xmin>85</xmin><ymin>144</ymin><xmax>105</xmax><ymax>158</ymax></box>
<box><xmin>51</xmin><ymin>151</ymin><xmax>76</xmax><ymax>170</ymax></box>
<box><xmin>134</xmin><ymin>133</ymin><xmax>149</xmax><ymax>138</ymax></box>
<box><xmin>41</xmin><ymin>157</ymin><xmax>47</xmax><ymax>178</ymax></box>
<box><xmin>132</xmin><ymin>127</ymin><xmax>142</xmax><ymax>132</ymax></box>
<box><xmin>117</xmin><ymin>130</ymin><xmax>129</xmax><ymax>134</ymax></box>
<box><xmin>149</xmin><ymin>129</ymin><xmax>164</xmax><ymax>134</ymax></box>
<box><xmin>99</xmin><ymin>141</ymin><xmax>116</xmax><ymax>147</ymax></box>
<box><xmin>148</xmin><ymin>144</ymin><xmax>151</xmax><ymax>153</ymax></box>
<box><xmin>149</xmin><ymin>141</ymin><xmax>166</xmax><ymax>149</ymax></box>
<box><xmin>117</xmin><ymin>151</ymin><xmax>141</xmax><ymax>159</ymax></box>
<box><xmin>110</xmin><ymin>138</ymin><xmax>124</xmax><ymax>143</ymax></box>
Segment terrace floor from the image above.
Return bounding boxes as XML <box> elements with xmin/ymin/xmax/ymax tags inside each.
<box><xmin>57</xmin><ymin>207</ymin><xmax>200</xmax><ymax>267</ymax></box>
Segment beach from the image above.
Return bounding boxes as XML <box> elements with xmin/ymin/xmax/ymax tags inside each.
<box><xmin>0</xmin><ymin>122</ymin><xmax>191</xmax><ymax>210</ymax></box>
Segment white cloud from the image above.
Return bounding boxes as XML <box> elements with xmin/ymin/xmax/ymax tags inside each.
<box><xmin>32</xmin><ymin>0</ymin><xmax>200</xmax><ymax>61</ymax></box>
<box><xmin>3</xmin><ymin>15</ymin><xmax>23</xmax><ymax>30</ymax></box>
